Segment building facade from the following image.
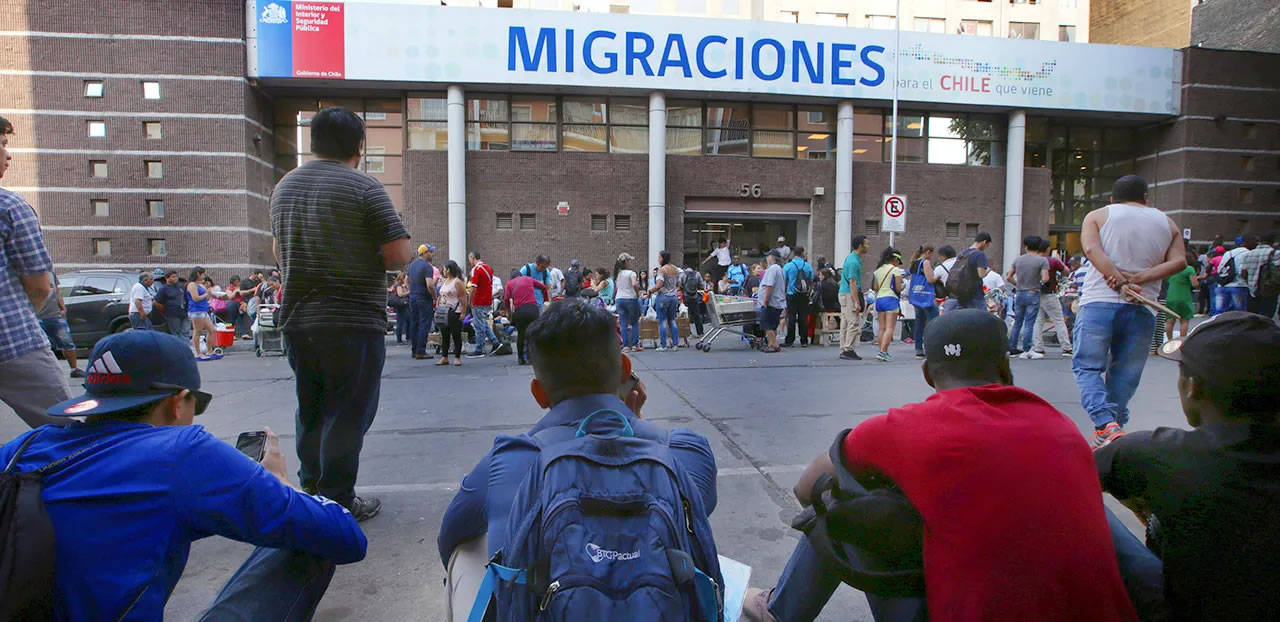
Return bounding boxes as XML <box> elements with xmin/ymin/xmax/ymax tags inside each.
<box><xmin>2</xmin><ymin>0</ymin><xmax>1276</xmax><ymax>283</ymax></box>
<box><xmin>1090</xmin><ymin>0</ymin><xmax>1197</xmax><ymax>48</ymax></box>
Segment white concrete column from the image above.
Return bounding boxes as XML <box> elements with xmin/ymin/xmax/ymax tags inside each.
<box><xmin>648</xmin><ymin>91</ymin><xmax>666</xmax><ymax>271</ymax></box>
<box><xmin>447</xmin><ymin>85</ymin><xmax>466</xmax><ymax>264</ymax></box>
<box><xmin>834</xmin><ymin>101</ymin><xmax>854</xmax><ymax>263</ymax></box>
<box><xmin>1002</xmin><ymin>110</ymin><xmax>1026</xmax><ymax>270</ymax></box>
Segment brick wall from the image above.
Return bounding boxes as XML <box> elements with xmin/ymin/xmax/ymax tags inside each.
<box><xmin>1089</xmin><ymin>0</ymin><xmax>1191</xmax><ymax>48</ymax></box>
<box><xmin>1191</xmin><ymin>0</ymin><xmax>1280</xmax><ymax>54</ymax></box>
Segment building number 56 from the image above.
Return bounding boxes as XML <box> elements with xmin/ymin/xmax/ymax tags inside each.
<box><xmin>737</xmin><ymin>183</ymin><xmax>762</xmax><ymax>198</ymax></box>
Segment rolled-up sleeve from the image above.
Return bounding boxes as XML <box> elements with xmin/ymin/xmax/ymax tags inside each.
<box><xmin>669</xmin><ymin>428</ymin><xmax>718</xmax><ymax>515</ymax></box>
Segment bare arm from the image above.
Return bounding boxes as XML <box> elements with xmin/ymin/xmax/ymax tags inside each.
<box><xmin>793</xmin><ymin>451</ymin><xmax>836</xmax><ymax>508</ymax></box>
<box><xmin>1040</xmin><ymin>267</ymin><xmax>1050</xmax><ymax>284</ymax></box>
<box><xmin>21</xmin><ymin>272</ymin><xmax>52</xmax><ymax>308</ymax></box>
<box><xmin>1005</xmin><ymin>264</ymin><xmax>1016</xmax><ymax>283</ymax></box>
<box><xmin>1124</xmin><ymin>219</ymin><xmax>1187</xmax><ymax>286</ymax></box>
<box><xmin>922</xmin><ymin>259</ymin><xmax>939</xmax><ymax>284</ymax></box>
<box><xmin>380</xmin><ymin>237</ymin><xmax>413</xmax><ymax>271</ymax></box>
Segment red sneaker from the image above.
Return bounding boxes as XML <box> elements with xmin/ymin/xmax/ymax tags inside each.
<box><xmin>1092</xmin><ymin>422</ymin><xmax>1126</xmax><ymax>449</ymax></box>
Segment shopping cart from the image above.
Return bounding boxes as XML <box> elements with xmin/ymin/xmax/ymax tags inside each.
<box><xmin>694</xmin><ymin>294</ymin><xmax>762</xmax><ymax>352</ymax></box>
<box><xmin>255</xmin><ymin>304</ymin><xmax>286</xmax><ymax>357</ymax></box>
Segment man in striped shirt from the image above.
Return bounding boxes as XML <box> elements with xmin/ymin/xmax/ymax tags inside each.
<box><xmin>271</xmin><ymin>107</ymin><xmax>413</xmax><ymax>521</ymax></box>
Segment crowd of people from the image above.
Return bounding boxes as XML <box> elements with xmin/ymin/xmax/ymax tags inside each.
<box><xmin>3</xmin><ymin>108</ymin><xmax>1279</xmax><ymax>622</ymax></box>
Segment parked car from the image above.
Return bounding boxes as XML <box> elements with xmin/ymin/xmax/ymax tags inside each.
<box><xmin>57</xmin><ymin>270</ymin><xmax>169</xmax><ymax>349</ymax></box>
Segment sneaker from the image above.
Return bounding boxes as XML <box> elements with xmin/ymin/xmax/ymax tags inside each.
<box><xmin>622</xmin><ymin>347</ymin><xmax>631</xmax><ymax>353</ymax></box>
<box><xmin>1018</xmin><ymin>351</ymin><xmax>1032</xmax><ymax>359</ymax></box>
<box><xmin>654</xmin><ymin>347</ymin><xmax>667</xmax><ymax>352</ymax></box>
<box><xmin>875</xmin><ymin>351</ymin><xmax>889</xmax><ymax>362</ymax></box>
<box><xmin>884</xmin><ymin>352</ymin><xmax>894</xmax><ymax>362</ymax></box>
<box><xmin>1092</xmin><ymin>422</ymin><xmax>1127</xmax><ymax>448</ymax></box>
<box><xmin>670</xmin><ymin>345</ymin><xmax>679</xmax><ymax>352</ymax></box>
<box><xmin>69</xmin><ymin>368</ymin><xmax>86</xmax><ymax>379</ymax></box>
<box><xmin>1062</xmin><ymin>350</ymin><xmax>1074</xmax><ymax>358</ymax></box>
<box><xmin>466</xmin><ymin>351</ymin><xmax>486</xmax><ymax>359</ymax></box>
<box><xmin>903</xmin><ymin>338</ymin><xmax>914</xmax><ymax>344</ymax></box>
<box><xmin>1026</xmin><ymin>351</ymin><xmax>1045</xmax><ymax>360</ymax></box>
<box><xmin>345</xmin><ymin>496</ymin><xmax>382</xmax><ymax>522</ymax></box>
<box><xmin>915</xmin><ymin>353</ymin><xmax>925</xmax><ymax>359</ymax></box>
<box><xmin>741</xmin><ymin>587</ymin><xmax>778</xmax><ymax>622</ymax></box>
<box><xmin>1009</xmin><ymin>349</ymin><xmax>1023</xmax><ymax>357</ymax></box>
<box><xmin>839</xmin><ymin>350</ymin><xmax>861</xmax><ymax>361</ymax></box>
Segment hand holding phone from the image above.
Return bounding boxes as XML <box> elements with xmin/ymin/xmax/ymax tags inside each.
<box><xmin>617</xmin><ymin>372</ymin><xmax>646</xmax><ymax>417</ymax></box>
<box><xmin>235</xmin><ymin>431</ymin><xmax>267</xmax><ymax>462</ymax></box>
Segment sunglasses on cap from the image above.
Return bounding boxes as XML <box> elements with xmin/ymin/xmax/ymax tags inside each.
<box><xmin>151</xmin><ymin>383</ymin><xmax>213</xmax><ymax>415</ymax></box>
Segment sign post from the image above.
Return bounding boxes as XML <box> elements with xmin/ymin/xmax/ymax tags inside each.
<box><xmin>883</xmin><ymin>193</ymin><xmax>906</xmax><ymax>244</ymax></box>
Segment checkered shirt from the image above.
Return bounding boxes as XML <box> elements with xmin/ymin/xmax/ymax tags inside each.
<box><xmin>0</xmin><ymin>188</ymin><xmax>53</xmax><ymax>362</ymax></box>
<box><xmin>1238</xmin><ymin>244</ymin><xmax>1280</xmax><ymax>294</ymax></box>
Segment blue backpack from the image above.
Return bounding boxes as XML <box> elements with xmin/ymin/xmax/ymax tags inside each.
<box><xmin>907</xmin><ymin>260</ymin><xmax>936</xmax><ymax>308</ymax></box>
<box><xmin>470</xmin><ymin>410</ymin><xmax>724</xmax><ymax>622</ymax></box>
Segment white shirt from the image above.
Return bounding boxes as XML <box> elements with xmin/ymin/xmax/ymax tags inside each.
<box><xmin>130</xmin><ymin>282</ymin><xmax>154</xmax><ymax>315</ymax></box>
<box><xmin>491</xmin><ymin>276</ymin><xmax>502</xmax><ymax>299</ymax></box>
<box><xmin>982</xmin><ymin>271</ymin><xmax>1006</xmax><ymax>293</ymax></box>
<box><xmin>548</xmin><ymin>267</ymin><xmax>565</xmax><ymax>297</ymax></box>
<box><xmin>934</xmin><ymin>257</ymin><xmax>957</xmax><ymax>284</ymax></box>
<box><xmin>615</xmin><ymin>269</ymin><xmax>638</xmax><ymax>299</ymax></box>
<box><xmin>1080</xmin><ymin>203</ymin><xmax>1171</xmax><ymax>309</ymax></box>
<box><xmin>1218</xmin><ymin>247</ymin><xmax>1250</xmax><ymax>288</ymax></box>
<box><xmin>711</xmin><ymin>246</ymin><xmax>731</xmax><ymax>266</ymax></box>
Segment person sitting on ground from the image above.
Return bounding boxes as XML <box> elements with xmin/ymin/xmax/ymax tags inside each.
<box><xmin>743</xmin><ymin>309</ymin><xmax>1137</xmax><ymax>622</ymax></box>
<box><xmin>0</xmin><ymin>331</ymin><xmax>367</xmax><ymax>620</ymax></box>
<box><xmin>435</xmin><ymin>299</ymin><xmax>718</xmax><ymax>621</ymax></box>
<box><xmin>1096</xmin><ymin>311</ymin><xmax>1280</xmax><ymax>622</ymax></box>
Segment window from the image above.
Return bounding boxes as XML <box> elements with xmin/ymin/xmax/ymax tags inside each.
<box><xmin>815</xmin><ymin>12</ymin><xmax>848</xmax><ymax>26</ymax></box>
<box><xmin>1010</xmin><ymin>0</ymin><xmax>1037</xmax><ymax>4</ymax></box>
<box><xmin>667</xmin><ymin>100</ymin><xmax>702</xmax><ymax>156</ymax></box>
<box><xmin>608</xmin><ymin>97</ymin><xmax>649</xmax><ymax>154</ymax></box>
<box><xmin>615</xmin><ymin>214</ymin><xmax>631</xmax><ymax>231</ymax></box>
<box><xmin>1058</xmin><ymin>25</ymin><xmax>1076</xmax><ymax>42</ymax></box>
<box><xmin>1243</xmin><ymin>123</ymin><xmax>1257</xmax><ymax>139</ymax></box>
<box><xmin>84</xmin><ymin>80</ymin><xmax>104</xmax><ymax>97</ymax></box>
<box><xmin>519</xmin><ymin>213</ymin><xmax>537</xmax><ymax>230</ymax></box>
<box><xmin>562</xmin><ymin>98</ymin><xmax>608</xmax><ymax>153</ymax></box>
<box><xmin>92</xmin><ymin>200</ymin><xmax>109</xmax><ymax>217</ymax></box>
<box><xmin>591</xmin><ymin>214</ymin><xmax>608</xmax><ymax>231</ymax></box>
<box><xmin>866</xmin><ymin>15</ymin><xmax>896</xmax><ymax>30</ymax></box>
<box><xmin>865</xmin><ymin>220</ymin><xmax>880</xmax><ymax>235</ymax></box>
<box><xmin>777</xmin><ymin>10</ymin><xmax>798</xmax><ymax>23</ymax></box>
<box><xmin>946</xmin><ymin>222</ymin><xmax>961</xmax><ymax>238</ymax></box>
<box><xmin>914</xmin><ymin>17</ymin><xmax>945</xmax><ymax>33</ymax></box>
<box><xmin>407</xmin><ymin>94</ymin><xmax>448</xmax><ymax>150</ymax></box>
<box><xmin>142</xmin><ymin>81</ymin><xmax>161</xmax><ymax>99</ymax></box>
<box><xmin>363</xmin><ymin>145</ymin><xmax>386</xmax><ymax>173</ymax></box>
<box><xmin>148</xmin><ymin>239</ymin><xmax>167</xmax><ymax>256</ymax></box>
<box><xmin>965</xmin><ymin>223</ymin><xmax>980</xmax><ymax>239</ymax></box>
<box><xmin>466</xmin><ymin>95</ymin><xmax>509</xmax><ymax>151</ymax></box>
<box><xmin>1241</xmin><ymin>156</ymin><xmax>1255</xmax><ymax>171</ymax></box>
<box><xmin>959</xmin><ymin>20</ymin><xmax>993</xmax><ymax>36</ymax></box>
<box><xmin>93</xmin><ymin>239</ymin><xmax>111</xmax><ymax>256</ymax></box>
<box><xmin>147</xmin><ymin>199</ymin><xmax>165</xmax><ymax>218</ymax></box>
<box><xmin>704</xmin><ymin>101</ymin><xmax>749</xmax><ymax>156</ymax></box>
<box><xmin>1239</xmin><ymin>188</ymin><xmax>1253</xmax><ymax>203</ymax></box>
<box><xmin>752</xmin><ymin>104</ymin><xmax>794</xmax><ymax>158</ymax></box>
<box><xmin>88</xmin><ymin>121</ymin><xmax>106</xmax><ymax>137</ymax></box>
<box><xmin>90</xmin><ymin>160</ymin><xmax>108</xmax><ymax>177</ymax></box>
<box><xmin>145</xmin><ymin>122</ymin><xmax>162</xmax><ymax>139</ymax></box>
<box><xmin>145</xmin><ymin>160</ymin><xmax>163</xmax><ymax>178</ymax></box>
<box><xmin>496</xmin><ymin>213</ymin><xmax>513</xmax><ymax>230</ymax></box>
<box><xmin>1008</xmin><ymin>22</ymin><xmax>1040</xmax><ymax>39</ymax></box>
<box><xmin>511</xmin><ymin>95</ymin><xmax>556</xmax><ymax>151</ymax></box>
<box><xmin>798</xmin><ymin>105</ymin><xmax>835</xmax><ymax>160</ymax></box>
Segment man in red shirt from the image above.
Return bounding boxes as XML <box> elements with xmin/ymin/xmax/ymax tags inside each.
<box><xmin>503</xmin><ymin>270</ymin><xmax>549</xmax><ymax>365</ymax></box>
<box><xmin>466</xmin><ymin>251</ymin><xmax>499</xmax><ymax>358</ymax></box>
<box><xmin>743</xmin><ymin>309</ymin><xmax>1137</xmax><ymax>622</ymax></box>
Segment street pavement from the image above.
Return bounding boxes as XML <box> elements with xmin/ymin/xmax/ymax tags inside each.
<box><xmin>0</xmin><ymin>332</ymin><xmax>1189</xmax><ymax>621</ymax></box>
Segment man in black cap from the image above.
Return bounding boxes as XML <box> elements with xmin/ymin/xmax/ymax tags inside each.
<box><xmin>744</xmin><ymin>310</ymin><xmax>1135</xmax><ymax>622</ymax></box>
<box><xmin>0</xmin><ymin>331</ymin><xmax>367</xmax><ymax>619</ymax></box>
<box><xmin>1096</xmin><ymin>311</ymin><xmax>1280</xmax><ymax>621</ymax></box>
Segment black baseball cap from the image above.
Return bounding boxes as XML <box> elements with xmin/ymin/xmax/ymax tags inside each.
<box><xmin>1158</xmin><ymin>311</ymin><xmax>1280</xmax><ymax>389</ymax></box>
<box><xmin>923</xmin><ymin>309</ymin><xmax>1009</xmax><ymax>368</ymax></box>
<box><xmin>47</xmin><ymin>331</ymin><xmax>211</xmax><ymax>417</ymax></box>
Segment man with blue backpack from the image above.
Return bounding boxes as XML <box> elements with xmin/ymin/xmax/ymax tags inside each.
<box><xmin>783</xmin><ymin>247</ymin><xmax>816</xmax><ymax>347</ymax></box>
<box><xmin>519</xmin><ymin>255</ymin><xmax>553</xmax><ymax>306</ymax></box>
<box><xmin>727</xmin><ymin>257</ymin><xmax>750</xmax><ymax>296</ymax></box>
<box><xmin>437</xmin><ymin>299</ymin><xmax>722</xmax><ymax>621</ymax></box>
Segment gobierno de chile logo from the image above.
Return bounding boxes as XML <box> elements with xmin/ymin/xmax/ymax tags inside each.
<box><xmin>260</xmin><ymin>2</ymin><xmax>288</xmax><ymax>25</ymax></box>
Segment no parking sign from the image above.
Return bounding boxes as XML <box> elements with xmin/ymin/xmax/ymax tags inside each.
<box><xmin>883</xmin><ymin>194</ymin><xmax>907</xmax><ymax>233</ymax></box>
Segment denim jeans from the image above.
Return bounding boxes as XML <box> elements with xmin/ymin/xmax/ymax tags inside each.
<box><xmin>1071</xmin><ymin>302</ymin><xmax>1156</xmax><ymax>428</ymax></box>
<box><xmin>199</xmin><ymin>547</ymin><xmax>336</xmax><ymax>621</ymax></box>
<box><xmin>655</xmin><ymin>294</ymin><xmax>679</xmax><ymax>348</ymax></box>
<box><xmin>1206</xmin><ymin>282</ymin><xmax>1220</xmax><ymax>315</ymax></box>
<box><xmin>470</xmin><ymin>305</ymin><xmax>499</xmax><ymax>353</ymax></box>
<box><xmin>1216</xmin><ymin>285</ymin><xmax>1249</xmax><ymax>314</ymax></box>
<box><xmin>128</xmin><ymin>313</ymin><xmax>152</xmax><ymax>330</ymax></box>
<box><xmin>409</xmin><ymin>297</ymin><xmax>434</xmax><ymax>356</ymax></box>
<box><xmin>911</xmin><ymin>304</ymin><xmax>939</xmax><ymax>355</ymax></box>
<box><xmin>1104</xmin><ymin>507</ymin><xmax>1168</xmax><ymax>622</ymax></box>
<box><xmin>616</xmin><ymin>298</ymin><xmax>641</xmax><ymax>347</ymax></box>
<box><xmin>1009</xmin><ymin>291</ymin><xmax>1041</xmax><ymax>352</ymax></box>
<box><xmin>284</xmin><ymin>329</ymin><xmax>385</xmax><ymax>506</ymax></box>
<box><xmin>767</xmin><ymin>535</ymin><xmax>927</xmax><ymax>622</ymax></box>
<box><xmin>394</xmin><ymin>307</ymin><xmax>409</xmax><ymax>343</ymax></box>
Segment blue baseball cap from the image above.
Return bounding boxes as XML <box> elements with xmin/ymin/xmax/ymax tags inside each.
<box><xmin>47</xmin><ymin>331</ymin><xmax>209</xmax><ymax>417</ymax></box>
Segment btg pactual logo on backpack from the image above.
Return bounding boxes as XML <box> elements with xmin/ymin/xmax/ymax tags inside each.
<box><xmin>585</xmin><ymin>542</ymin><xmax>639</xmax><ymax>563</ymax></box>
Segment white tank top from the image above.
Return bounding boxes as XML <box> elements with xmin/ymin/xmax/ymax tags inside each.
<box><xmin>1080</xmin><ymin>203</ymin><xmax>1171</xmax><ymax>311</ymax></box>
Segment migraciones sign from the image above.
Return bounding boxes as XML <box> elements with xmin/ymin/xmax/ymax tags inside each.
<box><xmin>249</xmin><ymin>1</ymin><xmax>1181</xmax><ymax>115</ymax></box>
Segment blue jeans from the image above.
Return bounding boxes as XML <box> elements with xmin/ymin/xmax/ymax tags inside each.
<box><xmin>1009</xmin><ymin>291</ymin><xmax>1041</xmax><ymax>352</ymax></box>
<box><xmin>284</xmin><ymin>329</ymin><xmax>385</xmax><ymax>506</ymax></box>
<box><xmin>616</xmin><ymin>298</ymin><xmax>641</xmax><ymax>347</ymax></box>
<box><xmin>199</xmin><ymin>547</ymin><xmax>336</xmax><ymax>621</ymax></box>
<box><xmin>911</xmin><ymin>304</ymin><xmax>938</xmax><ymax>355</ymax></box>
<box><xmin>1071</xmin><ymin>302</ymin><xmax>1156</xmax><ymax>428</ymax></box>
<box><xmin>1207</xmin><ymin>282</ymin><xmax>1220</xmax><ymax>315</ymax></box>
<box><xmin>409</xmin><ymin>297</ymin><xmax>434</xmax><ymax>356</ymax></box>
<box><xmin>1216</xmin><ymin>285</ymin><xmax>1249</xmax><ymax>314</ymax></box>
<box><xmin>768</xmin><ymin>535</ymin><xmax>927</xmax><ymax>622</ymax></box>
<box><xmin>1104</xmin><ymin>507</ymin><xmax>1168</xmax><ymax>622</ymax></box>
<box><xmin>128</xmin><ymin>313</ymin><xmax>152</xmax><ymax>330</ymax></box>
<box><xmin>470</xmin><ymin>305</ymin><xmax>499</xmax><ymax>353</ymax></box>
<box><xmin>393</xmin><ymin>306</ymin><xmax>409</xmax><ymax>343</ymax></box>
<box><xmin>654</xmin><ymin>294</ymin><xmax>679</xmax><ymax>348</ymax></box>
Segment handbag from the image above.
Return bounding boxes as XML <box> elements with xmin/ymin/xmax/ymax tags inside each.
<box><xmin>434</xmin><ymin>303</ymin><xmax>455</xmax><ymax>326</ymax></box>
<box><xmin>387</xmin><ymin>291</ymin><xmax>408</xmax><ymax>309</ymax></box>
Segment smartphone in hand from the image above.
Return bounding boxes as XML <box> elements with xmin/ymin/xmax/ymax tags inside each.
<box><xmin>617</xmin><ymin>372</ymin><xmax>640</xmax><ymax>400</ymax></box>
<box><xmin>235</xmin><ymin>431</ymin><xmax>267</xmax><ymax>462</ymax></box>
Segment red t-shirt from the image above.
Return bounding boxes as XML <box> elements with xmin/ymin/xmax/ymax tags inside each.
<box><xmin>842</xmin><ymin>385</ymin><xmax>1136</xmax><ymax>622</ymax></box>
<box><xmin>470</xmin><ymin>262</ymin><xmax>494</xmax><ymax>307</ymax></box>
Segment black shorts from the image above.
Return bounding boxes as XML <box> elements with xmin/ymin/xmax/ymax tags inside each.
<box><xmin>760</xmin><ymin>306</ymin><xmax>783</xmax><ymax>331</ymax></box>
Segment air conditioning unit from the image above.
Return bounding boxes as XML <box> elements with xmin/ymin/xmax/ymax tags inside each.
<box><xmin>813</xmin><ymin>187</ymin><xmax>825</xmax><ymax>196</ymax></box>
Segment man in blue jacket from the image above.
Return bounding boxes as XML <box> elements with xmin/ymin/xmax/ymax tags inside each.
<box><xmin>437</xmin><ymin>299</ymin><xmax>719</xmax><ymax>621</ymax></box>
<box><xmin>783</xmin><ymin>246</ymin><xmax>816</xmax><ymax>347</ymax></box>
<box><xmin>0</xmin><ymin>331</ymin><xmax>367</xmax><ymax>621</ymax></box>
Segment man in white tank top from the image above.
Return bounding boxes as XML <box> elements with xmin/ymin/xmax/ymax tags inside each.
<box><xmin>1072</xmin><ymin>175</ymin><xmax>1187</xmax><ymax>448</ymax></box>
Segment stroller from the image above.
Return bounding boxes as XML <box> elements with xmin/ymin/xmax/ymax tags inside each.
<box><xmin>255</xmin><ymin>304</ymin><xmax>286</xmax><ymax>357</ymax></box>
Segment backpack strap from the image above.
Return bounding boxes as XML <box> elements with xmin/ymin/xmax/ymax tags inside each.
<box><xmin>3</xmin><ymin>430</ymin><xmax>43</xmax><ymax>473</ymax></box>
<box><xmin>467</xmin><ymin>558</ymin><xmax>528</xmax><ymax>622</ymax></box>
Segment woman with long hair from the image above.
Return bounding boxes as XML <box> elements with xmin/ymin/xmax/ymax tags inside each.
<box><xmin>614</xmin><ymin>255</ymin><xmax>643</xmax><ymax>352</ymax></box>
<box><xmin>186</xmin><ymin>267</ymin><xmax>218</xmax><ymax>360</ymax></box>
<box><xmin>637</xmin><ymin>270</ymin><xmax>651</xmax><ymax>316</ymax></box>
<box><xmin>592</xmin><ymin>267</ymin><xmax>615</xmax><ymax>306</ymax></box>
<box><xmin>388</xmin><ymin>272</ymin><xmax>411</xmax><ymax>345</ymax></box>
<box><xmin>907</xmin><ymin>245</ymin><xmax>941</xmax><ymax>359</ymax></box>
<box><xmin>648</xmin><ymin>251</ymin><xmax>682</xmax><ymax>351</ymax></box>
<box><xmin>436</xmin><ymin>261</ymin><xmax>469</xmax><ymax>367</ymax></box>
<box><xmin>871</xmin><ymin>247</ymin><xmax>904</xmax><ymax>362</ymax></box>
